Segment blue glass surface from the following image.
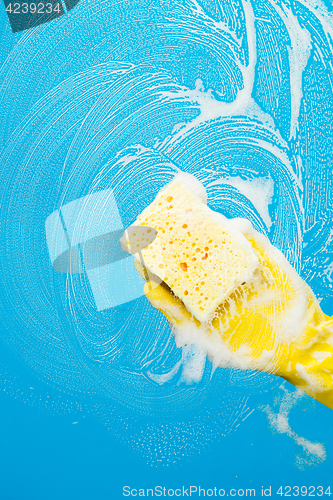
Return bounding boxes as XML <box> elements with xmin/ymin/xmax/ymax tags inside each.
<box><xmin>1</xmin><ymin>0</ymin><xmax>333</xmax><ymax>497</ymax></box>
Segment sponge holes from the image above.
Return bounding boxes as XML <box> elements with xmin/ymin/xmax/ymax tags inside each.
<box><xmin>121</xmin><ymin>225</ymin><xmax>158</xmax><ymax>254</ymax></box>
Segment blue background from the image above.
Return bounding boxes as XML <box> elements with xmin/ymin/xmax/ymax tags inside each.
<box><xmin>1</xmin><ymin>0</ymin><xmax>333</xmax><ymax>497</ymax></box>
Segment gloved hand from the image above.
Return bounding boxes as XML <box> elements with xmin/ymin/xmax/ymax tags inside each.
<box><xmin>142</xmin><ymin>226</ymin><xmax>333</xmax><ymax>410</ymax></box>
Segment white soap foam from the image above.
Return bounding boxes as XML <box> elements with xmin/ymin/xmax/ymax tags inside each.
<box><xmin>268</xmin><ymin>0</ymin><xmax>312</xmax><ymax>140</ymax></box>
<box><xmin>324</xmin><ymin>261</ymin><xmax>333</xmax><ymax>283</ymax></box>
<box><xmin>299</xmin><ymin>0</ymin><xmax>333</xmax><ymax>55</ymax></box>
<box><xmin>190</xmin><ymin>0</ymin><xmax>241</xmax><ymax>43</ymax></box>
<box><xmin>208</xmin><ymin>176</ymin><xmax>274</xmax><ymax>228</ymax></box>
<box><xmin>260</xmin><ymin>384</ymin><xmax>326</xmax><ymax>469</ymax></box>
<box><xmin>146</xmin><ymin>361</ymin><xmax>183</xmax><ymax>385</ymax></box>
<box><xmin>156</xmin><ymin>0</ymin><xmax>295</xmax><ymax>154</ymax></box>
<box><xmin>157</xmin><ymin>170</ymin><xmax>207</xmax><ymax>205</ymax></box>
<box><xmin>311</xmin><ymin>350</ymin><xmax>332</xmax><ymax>363</ymax></box>
<box><xmin>296</xmin><ymin>363</ymin><xmax>327</xmax><ymax>393</ymax></box>
<box><xmin>171</xmin><ymin>319</ymin><xmax>257</xmax><ymax>373</ymax></box>
<box><xmin>146</xmin><ymin>344</ymin><xmax>207</xmax><ymax>386</ymax></box>
<box><xmin>178</xmin><ymin>344</ymin><xmax>207</xmax><ymax>385</ymax></box>
<box><xmin>157</xmin><ymin>0</ymin><xmax>259</xmax><ymax>132</ymax></box>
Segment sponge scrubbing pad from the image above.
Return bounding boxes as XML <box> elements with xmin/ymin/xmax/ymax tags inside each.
<box><xmin>131</xmin><ymin>172</ymin><xmax>259</xmax><ymax>322</ymax></box>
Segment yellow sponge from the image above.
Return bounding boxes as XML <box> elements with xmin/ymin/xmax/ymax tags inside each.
<box><xmin>130</xmin><ymin>172</ymin><xmax>259</xmax><ymax>322</ymax></box>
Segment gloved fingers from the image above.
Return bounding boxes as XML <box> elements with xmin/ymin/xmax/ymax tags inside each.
<box><xmin>144</xmin><ymin>280</ymin><xmax>200</xmax><ymax>327</ymax></box>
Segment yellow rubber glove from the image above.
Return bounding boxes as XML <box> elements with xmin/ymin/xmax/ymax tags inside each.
<box><xmin>142</xmin><ymin>228</ymin><xmax>333</xmax><ymax>410</ymax></box>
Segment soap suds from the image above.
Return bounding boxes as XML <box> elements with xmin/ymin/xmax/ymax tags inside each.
<box><xmin>157</xmin><ymin>0</ymin><xmax>271</xmax><ymax>136</ymax></box>
<box><xmin>146</xmin><ymin>344</ymin><xmax>207</xmax><ymax>385</ymax></box>
<box><xmin>296</xmin><ymin>363</ymin><xmax>326</xmax><ymax>393</ymax></box>
<box><xmin>178</xmin><ymin>344</ymin><xmax>207</xmax><ymax>384</ymax></box>
<box><xmin>260</xmin><ymin>384</ymin><xmax>326</xmax><ymax>469</ymax></box>
<box><xmin>208</xmin><ymin>176</ymin><xmax>274</xmax><ymax>228</ymax></box>
<box><xmin>268</xmin><ymin>0</ymin><xmax>312</xmax><ymax>140</ymax></box>
<box><xmin>312</xmin><ymin>351</ymin><xmax>332</xmax><ymax>363</ymax></box>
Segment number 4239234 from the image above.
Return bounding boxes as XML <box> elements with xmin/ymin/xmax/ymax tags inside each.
<box><xmin>277</xmin><ymin>486</ymin><xmax>332</xmax><ymax>496</ymax></box>
<box><xmin>5</xmin><ymin>3</ymin><xmax>61</xmax><ymax>14</ymax></box>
